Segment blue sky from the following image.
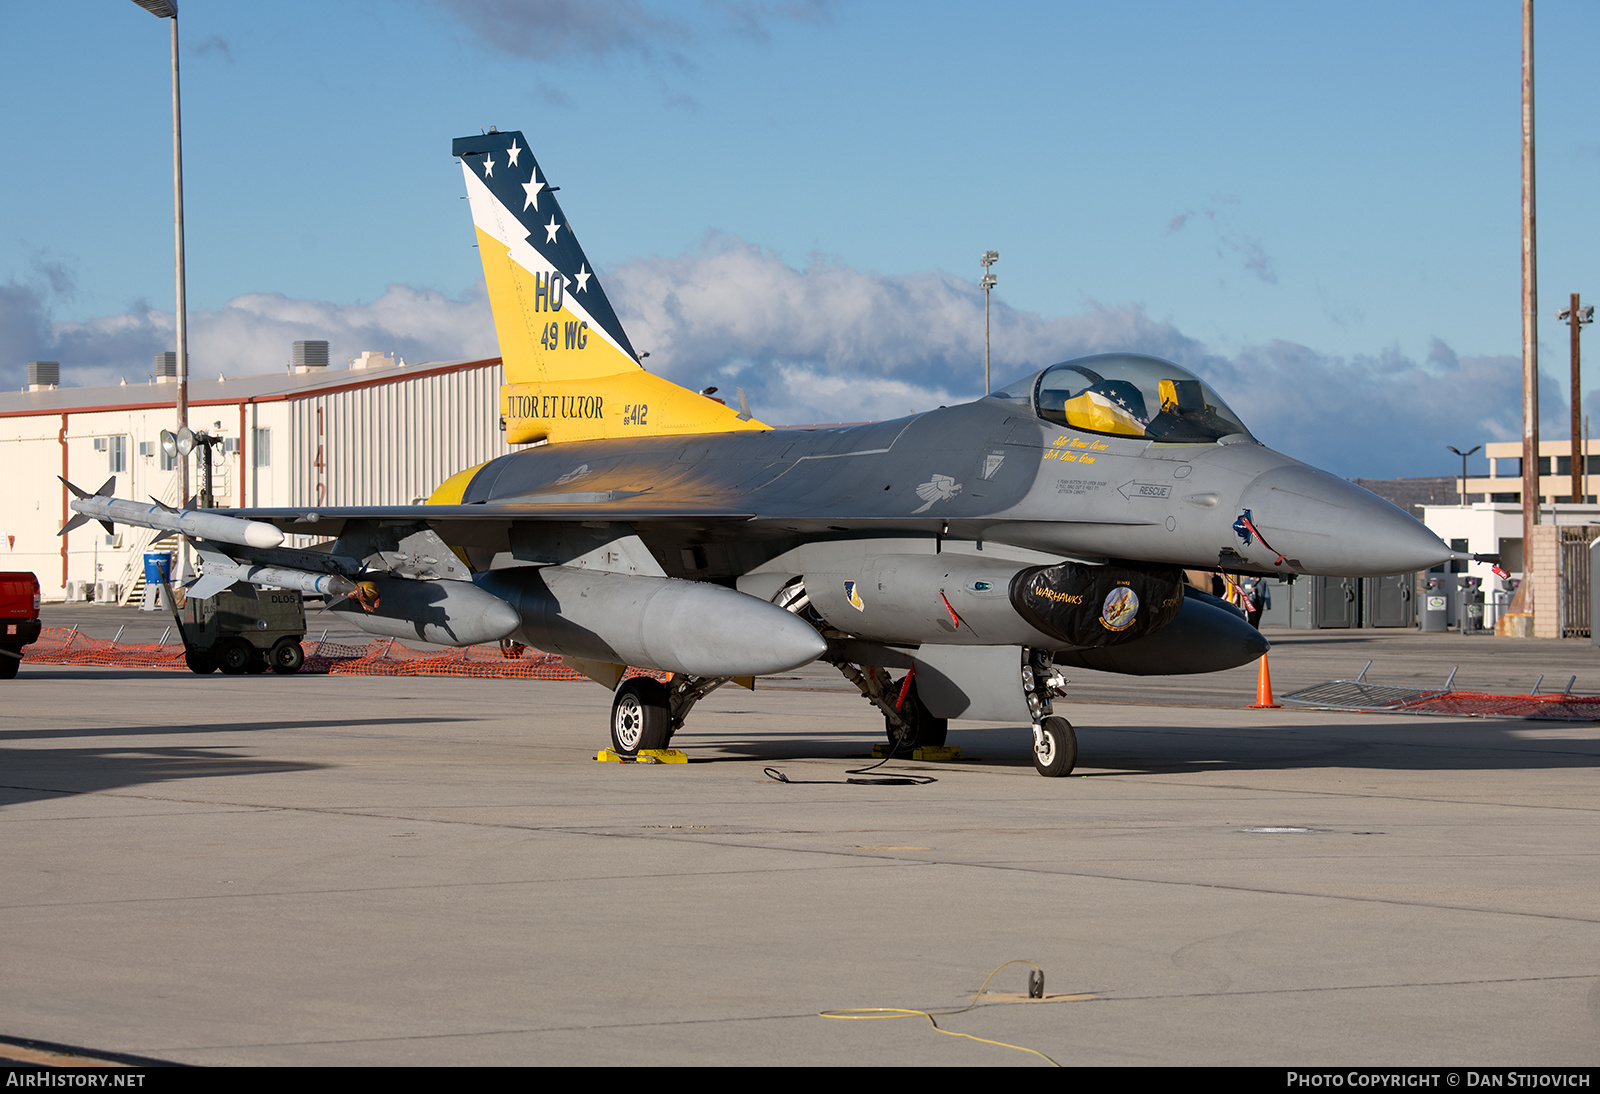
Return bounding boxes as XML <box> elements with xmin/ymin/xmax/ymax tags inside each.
<box><xmin>3</xmin><ymin>1</ymin><xmax>1597</xmax><ymax>479</ymax></box>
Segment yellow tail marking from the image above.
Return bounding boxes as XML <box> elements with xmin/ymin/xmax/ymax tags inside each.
<box><xmin>501</xmin><ymin>372</ymin><xmax>767</xmax><ymax>445</ymax></box>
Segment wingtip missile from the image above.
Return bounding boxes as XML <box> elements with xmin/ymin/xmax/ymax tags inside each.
<box><xmin>63</xmin><ymin>490</ymin><xmax>285</xmax><ymax>549</ymax></box>
<box><xmin>57</xmin><ymin>478</ymin><xmax>117</xmax><ymax>536</ymax></box>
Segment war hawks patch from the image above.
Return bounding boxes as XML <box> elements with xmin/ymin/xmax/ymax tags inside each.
<box><xmin>1100</xmin><ymin>585</ymin><xmax>1140</xmax><ymax>631</ymax></box>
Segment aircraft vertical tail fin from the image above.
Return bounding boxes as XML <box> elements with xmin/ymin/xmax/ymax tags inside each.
<box><xmin>454</xmin><ymin>130</ymin><xmax>766</xmax><ymax>445</ymax></box>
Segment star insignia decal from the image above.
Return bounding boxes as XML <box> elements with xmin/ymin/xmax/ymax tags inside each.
<box><xmin>573</xmin><ymin>264</ymin><xmax>591</xmax><ymax>292</ymax></box>
<box><xmin>544</xmin><ymin>216</ymin><xmax>562</xmax><ymax>244</ymax></box>
<box><xmin>482</xmin><ymin>154</ymin><xmax>494</xmax><ymax>178</ymax></box>
<box><xmin>522</xmin><ymin>173</ymin><xmax>545</xmax><ymax>212</ymax></box>
<box><xmin>505</xmin><ymin>140</ymin><xmax>522</xmax><ymax>167</ymax></box>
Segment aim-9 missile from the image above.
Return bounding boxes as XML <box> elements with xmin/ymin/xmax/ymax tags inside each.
<box><xmin>59</xmin><ymin>477</ymin><xmax>283</xmax><ymax>549</ymax></box>
<box><xmin>187</xmin><ymin>545</ymin><xmax>357</xmax><ymax>601</ymax></box>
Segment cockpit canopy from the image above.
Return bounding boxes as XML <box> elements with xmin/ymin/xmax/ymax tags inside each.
<box><xmin>992</xmin><ymin>353</ymin><xmax>1252</xmax><ymax>443</ymax></box>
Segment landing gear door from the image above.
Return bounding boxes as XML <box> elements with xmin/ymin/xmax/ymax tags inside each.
<box><xmin>912</xmin><ymin>645</ymin><xmax>1030</xmax><ymax>722</ymax></box>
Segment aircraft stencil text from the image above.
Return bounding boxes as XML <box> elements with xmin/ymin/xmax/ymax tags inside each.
<box><xmin>507</xmin><ymin>395</ymin><xmax>605</xmax><ymax>420</ymax></box>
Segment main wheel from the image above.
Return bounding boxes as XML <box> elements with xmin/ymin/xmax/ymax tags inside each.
<box><xmin>883</xmin><ymin>678</ymin><xmax>949</xmax><ymax>755</ymax></box>
<box><xmin>216</xmin><ymin>639</ymin><xmax>253</xmax><ymax>676</ymax></box>
<box><xmin>269</xmin><ymin>638</ymin><xmax>305</xmax><ymax>675</ymax></box>
<box><xmin>1032</xmin><ymin>715</ymin><xmax>1077</xmax><ymax>777</ymax></box>
<box><xmin>610</xmin><ymin>677</ymin><xmax>671</xmax><ymax>756</ymax></box>
<box><xmin>184</xmin><ymin>649</ymin><xmax>216</xmax><ymax>675</ymax></box>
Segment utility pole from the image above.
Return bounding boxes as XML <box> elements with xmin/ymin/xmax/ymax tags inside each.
<box><xmin>1519</xmin><ymin>0</ymin><xmax>1539</xmax><ymax>592</ymax></box>
<box><xmin>980</xmin><ymin>251</ymin><xmax>998</xmax><ymax>395</ymax></box>
<box><xmin>1557</xmin><ymin>293</ymin><xmax>1593</xmax><ymax>502</ymax></box>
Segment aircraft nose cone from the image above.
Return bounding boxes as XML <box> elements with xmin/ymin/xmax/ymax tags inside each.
<box><xmin>1239</xmin><ymin>465</ymin><xmax>1453</xmax><ymax>576</ymax></box>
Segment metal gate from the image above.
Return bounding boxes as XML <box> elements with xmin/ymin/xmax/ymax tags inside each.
<box><xmin>1560</xmin><ymin>526</ymin><xmax>1600</xmax><ymax>638</ymax></box>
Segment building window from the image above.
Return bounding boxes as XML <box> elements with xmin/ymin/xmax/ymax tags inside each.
<box><xmin>252</xmin><ymin>428</ymin><xmax>271</xmax><ymax>469</ymax></box>
<box><xmin>1490</xmin><ymin>492</ymin><xmax>1519</xmax><ymax>503</ymax></box>
<box><xmin>159</xmin><ymin>442</ymin><xmax>176</xmax><ymax>471</ymax></box>
<box><xmin>108</xmin><ymin>435</ymin><xmax>126</xmax><ymax>474</ymax></box>
<box><xmin>1495</xmin><ymin>458</ymin><xmax>1521</xmax><ymax>478</ymax></box>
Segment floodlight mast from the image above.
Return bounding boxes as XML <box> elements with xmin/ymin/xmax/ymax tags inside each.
<box><xmin>980</xmin><ymin>251</ymin><xmax>999</xmax><ymax>396</ymax></box>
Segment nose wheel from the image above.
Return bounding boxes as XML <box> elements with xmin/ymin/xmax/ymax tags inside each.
<box><xmin>1032</xmin><ymin>716</ymin><xmax>1077</xmax><ymax>777</ymax></box>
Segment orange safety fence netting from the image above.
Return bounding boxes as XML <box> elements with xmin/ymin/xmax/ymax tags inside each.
<box><xmin>1393</xmin><ymin>691</ymin><xmax>1600</xmax><ymax>720</ymax></box>
<box><xmin>20</xmin><ymin>626</ymin><xmax>670</xmax><ymax>681</ymax></box>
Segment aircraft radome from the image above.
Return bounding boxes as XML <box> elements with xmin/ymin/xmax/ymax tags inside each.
<box><xmin>66</xmin><ymin>129</ymin><xmax>1458</xmax><ymax>777</ymax></box>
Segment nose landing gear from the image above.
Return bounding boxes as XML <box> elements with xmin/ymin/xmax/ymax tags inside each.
<box><xmin>1031</xmin><ymin>716</ymin><xmax>1077</xmax><ymax>777</ymax></box>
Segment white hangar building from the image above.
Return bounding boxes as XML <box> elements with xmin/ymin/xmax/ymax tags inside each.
<box><xmin>1</xmin><ymin>349</ymin><xmax>511</xmax><ymax>602</ymax></box>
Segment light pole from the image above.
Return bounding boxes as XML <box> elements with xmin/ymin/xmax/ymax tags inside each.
<box><xmin>129</xmin><ymin>2</ymin><xmax>188</xmax><ymax>492</ymax></box>
<box><xmin>980</xmin><ymin>251</ymin><xmax>998</xmax><ymax>395</ymax></box>
<box><xmin>1556</xmin><ymin>294</ymin><xmax>1594</xmax><ymax>502</ymax></box>
<box><xmin>1447</xmin><ymin>445</ymin><xmax>1481</xmax><ymax>507</ymax></box>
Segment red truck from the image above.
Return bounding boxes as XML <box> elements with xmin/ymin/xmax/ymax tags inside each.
<box><xmin>0</xmin><ymin>572</ymin><xmax>42</xmax><ymax>679</ymax></box>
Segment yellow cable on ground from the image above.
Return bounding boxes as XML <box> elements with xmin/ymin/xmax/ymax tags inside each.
<box><xmin>820</xmin><ymin>960</ymin><xmax>1061</xmax><ymax>1066</ymax></box>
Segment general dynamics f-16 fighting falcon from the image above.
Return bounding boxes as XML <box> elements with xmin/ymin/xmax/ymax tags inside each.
<box><xmin>65</xmin><ymin>129</ymin><xmax>1456</xmax><ymax>776</ymax></box>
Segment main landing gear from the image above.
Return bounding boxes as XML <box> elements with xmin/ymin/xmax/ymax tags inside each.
<box><xmin>601</xmin><ymin>625</ymin><xmax>1075</xmax><ymax>778</ymax></box>
<box><xmin>830</xmin><ymin>661</ymin><xmax>948</xmax><ymax>756</ymax></box>
<box><xmin>607</xmin><ymin>673</ymin><xmax>735</xmax><ymax>758</ymax></box>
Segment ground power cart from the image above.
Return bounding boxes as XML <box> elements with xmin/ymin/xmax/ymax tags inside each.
<box><xmin>178</xmin><ymin>585</ymin><xmax>307</xmax><ymax>675</ymax></box>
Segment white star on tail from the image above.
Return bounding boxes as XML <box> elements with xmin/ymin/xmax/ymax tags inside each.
<box><xmin>522</xmin><ymin>173</ymin><xmax>544</xmax><ymax>211</ymax></box>
<box><xmin>482</xmin><ymin>154</ymin><xmax>494</xmax><ymax>177</ymax></box>
<box><xmin>505</xmin><ymin>140</ymin><xmax>522</xmax><ymax>166</ymax></box>
<box><xmin>544</xmin><ymin>216</ymin><xmax>562</xmax><ymax>243</ymax></box>
<box><xmin>573</xmin><ymin>264</ymin><xmax>591</xmax><ymax>292</ymax></box>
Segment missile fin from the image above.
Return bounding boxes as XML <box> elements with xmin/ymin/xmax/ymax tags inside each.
<box><xmin>58</xmin><ymin>476</ymin><xmax>90</xmax><ymax>500</ymax></box>
<box><xmin>185</xmin><ymin>571</ymin><xmax>239</xmax><ymax>600</ymax></box>
<box><xmin>58</xmin><ymin>512</ymin><xmax>92</xmax><ymax>536</ymax></box>
<box><xmin>186</xmin><ymin>546</ymin><xmax>240</xmax><ymax>600</ymax></box>
<box><xmin>94</xmin><ymin>477</ymin><xmax>115</xmax><ymax>497</ymax></box>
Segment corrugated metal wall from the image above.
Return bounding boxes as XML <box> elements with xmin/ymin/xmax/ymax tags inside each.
<box><xmin>4</xmin><ymin>362</ymin><xmax>515</xmax><ymax>596</ymax></box>
<box><xmin>285</xmin><ymin>365</ymin><xmax>511</xmax><ymax>507</ymax></box>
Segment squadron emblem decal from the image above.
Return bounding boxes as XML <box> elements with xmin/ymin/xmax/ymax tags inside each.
<box><xmin>911</xmin><ymin>474</ymin><xmax>963</xmax><ymax>514</ymax></box>
<box><xmin>844</xmin><ymin>581</ymin><xmax>865</xmax><ymax>611</ymax></box>
<box><xmin>1100</xmin><ymin>585</ymin><xmax>1140</xmax><ymax>631</ymax></box>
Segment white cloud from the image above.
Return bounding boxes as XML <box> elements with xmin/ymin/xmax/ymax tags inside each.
<box><xmin>1</xmin><ymin>282</ymin><xmax>496</xmax><ymax>389</ymax></box>
<box><xmin>0</xmin><ymin>239</ymin><xmax>1561</xmax><ymax>480</ymax></box>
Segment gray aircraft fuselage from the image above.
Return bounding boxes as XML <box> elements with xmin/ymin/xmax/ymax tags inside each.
<box><xmin>446</xmin><ymin>392</ymin><xmax>1447</xmax><ymax>583</ymax></box>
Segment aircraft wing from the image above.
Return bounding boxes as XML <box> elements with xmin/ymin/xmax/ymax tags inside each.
<box><xmin>231</xmin><ymin>499</ymin><xmax>757</xmax><ymax>538</ymax></box>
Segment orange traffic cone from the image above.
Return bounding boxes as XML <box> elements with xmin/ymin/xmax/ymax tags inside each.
<box><xmin>1249</xmin><ymin>655</ymin><xmax>1281</xmax><ymax>709</ymax></box>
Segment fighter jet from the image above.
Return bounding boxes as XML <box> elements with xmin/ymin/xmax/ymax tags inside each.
<box><xmin>68</xmin><ymin>130</ymin><xmax>1455</xmax><ymax>776</ymax></box>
